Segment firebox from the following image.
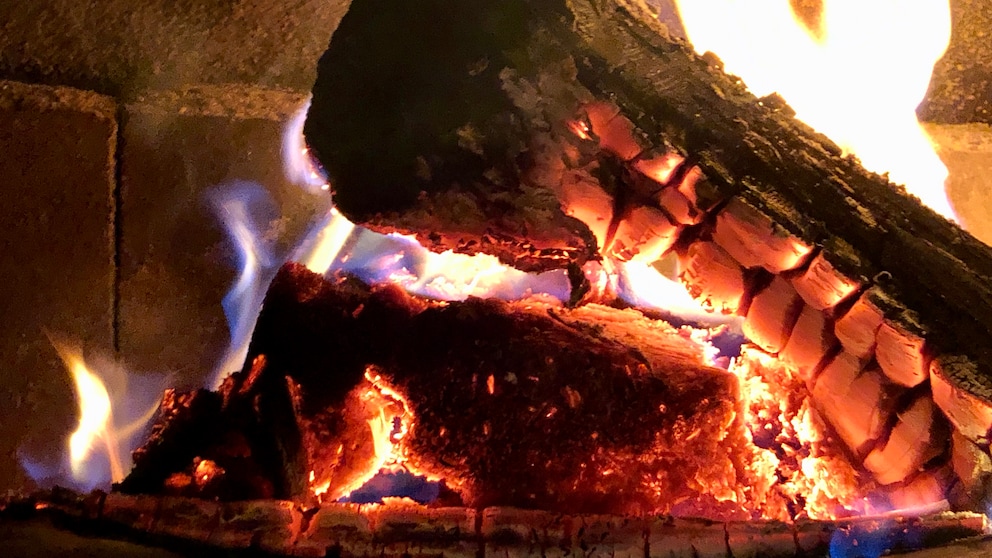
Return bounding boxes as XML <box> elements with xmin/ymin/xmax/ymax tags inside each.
<box><xmin>3</xmin><ymin>1</ymin><xmax>992</xmax><ymax>557</ymax></box>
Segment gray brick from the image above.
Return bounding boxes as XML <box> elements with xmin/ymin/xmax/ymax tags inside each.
<box><xmin>119</xmin><ymin>85</ymin><xmax>330</xmax><ymax>388</ymax></box>
<box><xmin>0</xmin><ymin>0</ymin><xmax>351</xmax><ymax>96</ymax></box>
<box><xmin>0</xmin><ymin>80</ymin><xmax>116</xmax><ymax>491</ymax></box>
<box><xmin>926</xmin><ymin>123</ymin><xmax>992</xmax><ymax>246</ymax></box>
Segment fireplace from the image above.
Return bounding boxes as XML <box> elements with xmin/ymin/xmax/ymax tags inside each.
<box><xmin>3</xmin><ymin>0</ymin><xmax>992</xmax><ymax>556</ymax></box>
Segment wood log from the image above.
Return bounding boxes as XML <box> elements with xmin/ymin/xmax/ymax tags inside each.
<box><xmin>811</xmin><ymin>353</ymin><xmax>898</xmax><ymax>458</ymax></box>
<box><xmin>677</xmin><ymin>241</ymin><xmax>749</xmax><ymax>314</ymax></box>
<box><xmin>863</xmin><ymin>397</ymin><xmax>949</xmax><ymax>486</ymax></box>
<box><xmin>778</xmin><ymin>305</ymin><xmax>837</xmax><ymax>383</ymax></box>
<box><xmin>303</xmin><ymin>0</ymin><xmax>992</xmax><ymax>402</ymax></box>
<box><xmin>8</xmin><ymin>492</ymin><xmax>988</xmax><ymax>558</ymax></box>
<box><xmin>124</xmin><ymin>263</ymin><xmax>751</xmax><ymax>517</ymax></box>
<box><xmin>949</xmin><ymin>429</ymin><xmax>992</xmax><ymax>510</ymax></box>
<box><xmin>789</xmin><ymin>252</ymin><xmax>861</xmax><ymax>313</ymax></box>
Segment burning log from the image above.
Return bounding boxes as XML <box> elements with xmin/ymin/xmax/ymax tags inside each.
<box><xmin>124</xmin><ymin>263</ymin><xmax>756</xmax><ymax>517</ymax></box>
<box><xmin>303</xmin><ymin>0</ymin><xmax>992</xmax><ymax>436</ymax></box>
<box><xmin>5</xmin><ymin>491</ymin><xmax>988</xmax><ymax>558</ymax></box>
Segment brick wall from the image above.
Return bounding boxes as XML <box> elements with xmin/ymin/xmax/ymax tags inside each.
<box><xmin>0</xmin><ymin>80</ymin><xmax>333</xmax><ymax>491</ymax></box>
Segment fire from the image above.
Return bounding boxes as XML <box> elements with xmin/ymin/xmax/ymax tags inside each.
<box><xmin>45</xmin><ymin>338</ymin><xmax>159</xmax><ymax>489</ymax></box>
<box><xmin>208</xmin><ymin>183</ymin><xmax>277</xmax><ymax>388</ymax></box>
<box><xmin>729</xmin><ymin>346</ymin><xmax>869</xmax><ymax>519</ymax></box>
<box><xmin>308</xmin><ymin>368</ymin><xmax>415</xmax><ymax>502</ymax></box>
<box><xmin>59</xmin><ymin>344</ymin><xmax>123</xmax><ymax>484</ymax></box>
<box><xmin>282</xmin><ymin>97</ymin><xmax>331</xmax><ymax>194</ymax></box>
<box><xmin>674</xmin><ymin>0</ymin><xmax>956</xmax><ymax>220</ymax></box>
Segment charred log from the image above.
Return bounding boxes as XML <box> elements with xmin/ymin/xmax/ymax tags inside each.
<box><xmin>304</xmin><ymin>0</ymin><xmax>992</xmax><ymax>406</ymax></box>
<box><xmin>125</xmin><ymin>263</ymin><xmax>753</xmax><ymax>517</ymax></box>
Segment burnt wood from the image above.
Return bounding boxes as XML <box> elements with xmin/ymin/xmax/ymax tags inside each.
<box><xmin>124</xmin><ymin>263</ymin><xmax>748</xmax><ymax>516</ymax></box>
<box><xmin>3</xmin><ymin>491</ymin><xmax>989</xmax><ymax>558</ymax></box>
<box><xmin>304</xmin><ymin>0</ymin><xmax>992</xmax><ymax>396</ymax></box>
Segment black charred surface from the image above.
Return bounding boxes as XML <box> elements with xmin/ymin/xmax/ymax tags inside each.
<box><xmin>117</xmin><ymin>389</ymin><xmax>222</xmax><ymax>496</ymax></box>
<box><xmin>307</xmin><ymin>0</ymin><xmax>992</xmax><ymax>395</ymax></box>
<box><xmin>305</xmin><ymin>0</ymin><xmax>596</xmax><ymax>273</ymax></box>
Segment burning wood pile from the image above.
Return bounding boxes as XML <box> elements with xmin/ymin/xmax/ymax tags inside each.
<box><xmin>31</xmin><ymin>0</ymin><xmax>992</xmax><ymax>555</ymax></box>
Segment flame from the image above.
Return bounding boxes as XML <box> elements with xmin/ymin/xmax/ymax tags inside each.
<box><xmin>41</xmin><ymin>338</ymin><xmax>160</xmax><ymax>489</ymax></box>
<box><xmin>212</xmin><ymin>97</ymin><xmax>572</xmax><ymax>392</ymax></box>
<box><xmin>283</xmin><ymin>97</ymin><xmax>331</xmax><ymax>194</ymax></box>
<box><xmin>60</xmin><ymin>345</ymin><xmax>123</xmax><ymax>484</ymax></box>
<box><xmin>208</xmin><ymin>183</ymin><xmax>279</xmax><ymax>388</ymax></box>
<box><xmin>617</xmin><ymin>259</ymin><xmax>741</xmax><ymax>327</ymax></box>
<box><xmin>674</xmin><ymin>0</ymin><xmax>955</xmax><ymax>220</ymax></box>
<box><xmin>309</xmin><ymin>369</ymin><xmax>415</xmax><ymax>502</ymax></box>
<box><xmin>310</xmin><ymin>228</ymin><xmax>571</xmax><ymax>302</ymax></box>
<box><xmin>729</xmin><ymin>346</ymin><xmax>869</xmax><ymax>519</ymax></box>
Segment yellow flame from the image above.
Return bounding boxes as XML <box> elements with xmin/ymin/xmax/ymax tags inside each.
<box><xmin>311</xmin><ymin>369</ymin><xmax>414</xmax><ymax>502</ymax></box>
<box><xmin>675</xmin><ymin>0</ymin><xmax>955</xmax><ymax>220</ymax></box>
<box><xmin>52</xmin><ymin>342</ymin><xmax>125</xmax><ymax>484</ymax></box>
<box><xmin>301</xmin><ymin>207</ymin><xmax>356</xmax><ymax>274</ymax></box>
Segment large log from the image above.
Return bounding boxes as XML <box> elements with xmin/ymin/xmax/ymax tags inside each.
<box><xmin>304</xmin><ymin>0</ymin><xmax>992</xmax><ymax>405</ymax></box>
<box><xmin>123</xmin><ymin>263</ymin><xmax>758</xmax><ymax>518</ymax></box>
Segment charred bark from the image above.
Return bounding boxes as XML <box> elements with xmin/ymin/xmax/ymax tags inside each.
<box><xmin>305</xmin><ymin>0</ymin><xmax>992</xmax><ymax>397</ymax></box>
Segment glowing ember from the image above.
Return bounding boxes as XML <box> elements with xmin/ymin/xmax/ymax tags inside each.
<box><xmin>307</xmin><ymin>368</ymin><xmax>415</xmax><ymax>503</ymax></box>
<box><xmin>675</xmin><ymin>0</ymin><xmax>955</xmax><ymax>220</ymax></box>
<box><xmin>729</xmin><ymin>346</ymin><xmax>870</xmax><ymax>519</ymax></box>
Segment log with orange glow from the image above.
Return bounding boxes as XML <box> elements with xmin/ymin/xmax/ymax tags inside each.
<box><xmin>304</xmin><ymin>0</ymin><xmax>992</xmax><ymax>408</ymax></box>
<box><xmin>120</xmin><ymin>263</ymin><xmax>879</xmax><ymax>520</ymax></box>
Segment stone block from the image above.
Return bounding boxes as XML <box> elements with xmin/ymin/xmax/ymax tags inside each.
<box><xmin>0</xmin><ymin>0</ymin><xmax>351</xmax><ymax>95</ymax></box>
<box><xmin>0</xmin><ymin>80</ymin><xmax>116</xmax><ymax>491</ymax></box>
<box><xmin>118</xmin><ymin>85</ymin><xmax>330</xmax><ymax>387</ymax></box>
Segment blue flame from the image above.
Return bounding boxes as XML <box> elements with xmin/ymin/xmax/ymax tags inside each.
<box><xmin>206</xmin><ymin>182</ymin><xmax>281</xmax><ymax>388</ymax></box>
<box><xmin>339</xmin><ymin>470</ymin><xmax>441</xmax><ymax>505</ymax></box>
<box><xmin>828</xmin><ymin>519</ymin><xmax>925</xmax><ymax>558</ymax></box>
<box><xmin>281</xmin><ymin>97</ymin><xmax>329</xmax><ymax>194</ymax></box>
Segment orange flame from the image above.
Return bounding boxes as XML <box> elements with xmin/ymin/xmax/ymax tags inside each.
<box><xmin>675</xmin><ymin>0</ymin><xmax>955</xmax><ymax>220</ymax></box>
<box><xmin>44</xmin><ymin>336</ymin><xmax>161</xmax><ymax>488</ymax></box>
<box><xmin>729</xmin><ymin>346</ymin><xmax>869</xmax><ymax>519</ymax></box>
<box><xmin>309</xmin><ymin>368</ymin><xmax>414</xmax><ymax>502</ymax></box>
<box><xmin>57</xmin><ymin>343</ymin><xmax>125</xmax><ymax>484</ymax></box>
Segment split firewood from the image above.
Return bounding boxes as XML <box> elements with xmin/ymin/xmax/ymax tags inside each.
<box><xmin>303</xmin><ymin>0</ymin><xmax>992</xmax><ymax>415</ymax></box>
<box><xmin>677</xmin><ymin>241</ymin><xmax>749</xmax><ymax>314</ymax></box>
<box><xmin>862</xmin><ymin>397</ymin><xmax>949</xmax><ymax>486</ymax></box>
<box><xmin>125</xmin><ymin>263</ymin><xmax>758</xmax><ymax>517</ymax></box>
<box><xmin>741</xmin><ymin>276</ymin><xmax>803</xmax><ymax>355</ymax></box>
<box><xmin>931</xmin><ymin>356</ymin><xmax>992</xmax><ymax>443</ymax></box>
<box><xmin>789</xmin><ymin>252</ymin><xmax>861</xmax><ymax>314</ymax></box>
<box><xmin>810</xmin><ymin>352</ymin><xmax>899</xmax><ymax>458</ymax></box>
<box><xmin>949</xmin><ymin>429</ymin><xmax>992</xmax><ymax>510</ymax></box>
<box><xmin>778</xmin><ymin>305</ymin><xmax>837</xmax><ymax>383</ymax></box>
<box><xmin>833</xmin><ymin>287</ymin><xmax>887</xmax><ymax>361</ymax></box>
